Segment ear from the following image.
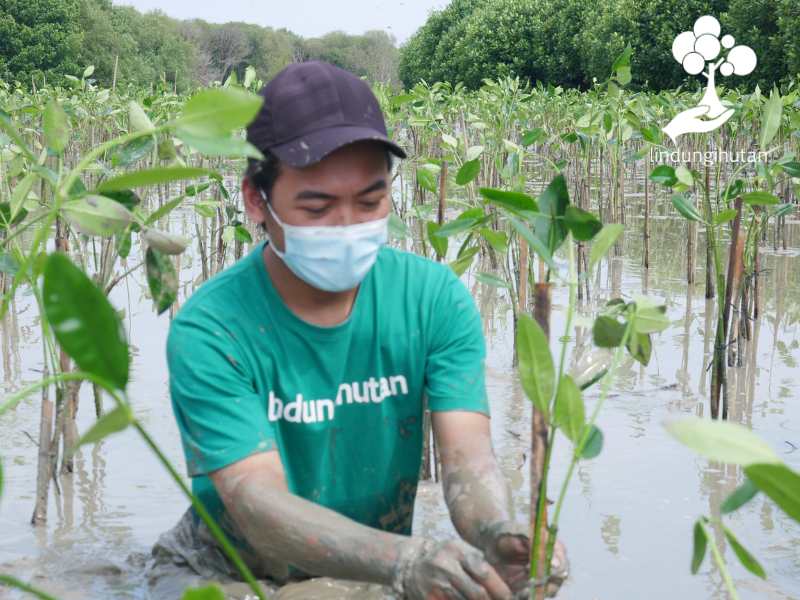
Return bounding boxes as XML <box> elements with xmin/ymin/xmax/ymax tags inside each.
<box><xmin>242</xmin><ymin>177</ymin><xmax>267</xmax><ymax>225</ymax></box>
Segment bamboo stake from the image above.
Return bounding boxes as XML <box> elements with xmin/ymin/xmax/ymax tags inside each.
<box><xmin>531</xmin><ymin>283</ymin><xmax>551</xmax><ymax>600</ymax></box>
<box><xmin>727</xmin><ymin>234</ymin><xmax>744</xmax><ymax>367</ymax></box>
<box><xmin>644</xmin><ymin>153</ymin><xmax>650</xmax><ymax>269</ymax></box>
<box><xmin>436</xmin><ymin>161</ymin><xmax>448</xmax><ymax>263</ymax></box>
<box><xmin>32</xmin><ymin>367</ymin><xmax>52</xmax><ymax>525</ymax></box>
<box><xmin>112</xmin><ymin>55</ymin><xmax>119</xmax><ymax>90</ymax></box>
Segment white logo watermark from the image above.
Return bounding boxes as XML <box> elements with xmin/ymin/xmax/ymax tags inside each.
<box><xmin>662</xmin><ymin>15</ymin><xmax>757</xmax><ymax>144</ymax></box>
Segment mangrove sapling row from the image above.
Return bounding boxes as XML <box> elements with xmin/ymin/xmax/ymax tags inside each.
<box><xmin>664</xmin><ymin>417</ymin><xmax>800</xmax><ymax>599</ymax></box>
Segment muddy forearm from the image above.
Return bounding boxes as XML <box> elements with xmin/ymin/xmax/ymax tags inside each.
<box><xmin>228</xmin><ymin>479</ymin><xmax>406</xmax><ymax>584</ymax></box>
<box><xmin>440</xmin><ymin>433</ymin><xmax>512</xmax><ymax>551</ymax></box>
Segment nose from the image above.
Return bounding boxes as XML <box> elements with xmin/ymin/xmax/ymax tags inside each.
<box><xmin>335</xmin><ymin>205</ymin><xmax>355</xmax><ymax>226</ymax></box>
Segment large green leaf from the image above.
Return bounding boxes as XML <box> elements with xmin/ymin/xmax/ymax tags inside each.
<box><xmin>532</xmin><ymin>174</ymin><xmax>569</xmax><ymax>253</ymax></box>
<box><xmin>779</xmin><ymin>162</ymin><xmax>800</xmax><ymax>177</ymax></box>
<box><xmin>503</xmin><ymin>211</ymin><xmax>555</xmax><ymax>271</ymax></box>
<box><xmin>388</xmin><ymin>212</ymin><xmax>411</xmax><ymax>239</ymax></box>
<box><xmin>593</xmin><ymin>316</ymin><xmax>626</xmax><ymax>347</ymax></box>
<box><xmin>146</xmin><ymin>247</ymin><xmax>178</xmax><ymax>315</ymax></box>
<box><xmin>434</xmin><ymin>218</ymin><xmax>475</xmax><ymax>238</ymax></box>
<box><xmin>0</xmin><ymin>253</ymin><xmax>20</xmax><ymax>276</ymax></box>
<box><xmin>181</xmin><ymin>584</ymin><xmax>227</xmax><ymax>600</ymax></box>
<box><xmin>179</xmin><ymin>131</ymin><xmax>263</xmax><ymax>159</ymax></box>
<box><xmin>553</xmin><ymin>374</ymin><xmax>585</xmax><ymax>443</ymax></box>
<box><xmin>589</xmin><ymin>224</ymin><xmax>625</xmax><ymax>271</ymax></box>
<box><xmin>449</xmin><ymin>246</ymin><xmax>479</xmax><ymax>276</ymax></box>
<box><xmin>633</xmin><ymin>306</ymin><xmax>670</xmax><ymax>334</ymax></box>
<box><xmin>116</xmin><ymin>136</ymin><xmax>155</xmax><ymax>167</ymax></box>
<box><xmin>426</xmin><ymin>222</ymin><xmax>448</xmax><ymax>258</ymax></box>
<box><xmin>128</xmin><ymin>101</ymin><xmax>155</xmax><ymax>133</ymax></box>
<box><xmin>43</xmin><ymin>101</ymin><xmax>69</xmax><ymax>155</ymax></box>
<box><xmin>663</xmin><ymin>419</ymin><xmax>782</xmax><ymax>466</ymax></box>
<box><xmin>96</xmin><ymin>168</ymin><xmax>209</xmax><ymax>192</ymax></box>
<box><xmin>516</xmin><ymin>314</ymin><xmax>555</xmax><ymax>415</ymax></box>
<box><xmin>418</xmin><ymin>166</ymin><xmax>438</xmax><ymax>193</ymax></box>
<box><xmin>43</xmin><ymin>253</ymin><xmax>129</xmax><ymax>391</ymax></box>
<box><xmin>478</xmin><ymin>228</ymin><xmax>508</xmax><ymax>254</ymax></box>
<box><xmin>473</xmin><ymin>271</ymin><xmax>510</xmax><ymax>289</ymax></box>
<box><xmin>146</xmin><ymin>195</ymin><xmax>185</xmax><ymax>225</ymax></box>
<box><xmin>611</xmin><ymin>42</ymin><xmax>632</xmax><ymax>72</ymax></box>
<box><xmin>174</xmin><ymin>88</ymin><xmax>263</xmax><ymax>136</ymax></box>
<box><xmin>0</xmin><ymin>202</ymin><xmax>28</xmax><ymax>230</ymax></box>
<box><xmin>720</xmin><ymin>480</ymin><xmax>759</xmax><ymax>515</ymax></box>
<box><xmin>720</xmin><ymin>179</ymin><xmax>746</xmax><ymax>202</ymax></box>
<box><xmin>61</xmin><ymin>195</ymin><xmax>133</xmax><ymax>237</ymax></box>
<box><xmin>714</xmin><ymin>209</ymin><xmax>739</xmax><ymax>224</ymax></box>
<box><xmin>759</xmin><ymin>88</ymin><xmax>782</xmax><ymax>148</ymax></box>
<box><xmin>745</xmin><ymin>463</ymin><xmax>800</xmax><ymax>523</ymax></box>
<box><xmin>649</xmin><ymin>165</ymin><xmax>677</xmax><ymax>187</ymax></box>
<box><xmin>144</xmin><ymin>229</ymin><xmax>189</xmax><ymax>255</ymax></box>
<box><xmin>741</xmin><ymin>191</ymin><xmax>780</xmax><ymax>206</ymax></box>
<box><xmin>68</xmin><ymin>405</ymin><xmax>133</xmax><ymax>452</ymax></box>
<box><xmin>479</xmin><ymin>188</ymin><xmax>538</xmax><ymax>215</ymax></box>
<box><xmin>10</xmin><ymin>172</ymin><xmax>36</xmax><ymax>221</ymax></box>
<box><xmin>626</xmin><ymin>332</ymin><xmax>652</xmax><ymax>366</ymax></box>
<box><xmin>722</xmin><ymin>525</ymin><xmax>765</xmax><ymax>579</ymax></box>
<box><xmin>692</xmin><ymin>519</ymin><xmax>708</xmax><ymax>574</ymax></box>
<box><xmin>455</xmin><ymin>159</ymin><xmax>481</xmax><ymax>185</ymax></box>
<box><xmin>580</xmin><ymin>425</ymin><xmax>603</xmax><ymax>459</ymax></box>
<box><xmin>669</xmin><ymin>194</ymin><xmax>705</xmax><ymax>222</ymax></box>
<box><xmin>564</xmin><ymin>205</ymin><xmax>602</xmax><ymax>242</ymax></box>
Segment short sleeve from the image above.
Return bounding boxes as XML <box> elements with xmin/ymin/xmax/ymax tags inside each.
<box><xmin>167</xmin><ymin>309</ymin><xmax>277</xmax><ymax>477</ymax></box>
<box><xmin>424</xmin><ymin>269</ymin><xmax>490</xmax><ymax>415</ymax></box>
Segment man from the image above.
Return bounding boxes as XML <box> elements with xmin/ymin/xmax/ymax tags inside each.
<box><xmin>151</xmin><ymin>61</ymin><xmax>566</xmax><ymax>600</ymax></box>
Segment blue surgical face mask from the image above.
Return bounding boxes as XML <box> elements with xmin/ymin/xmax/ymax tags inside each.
<box><xmin>261</xmin><ymin>191</ymin><xmax>389</xmax><ymax>292</ymax></box>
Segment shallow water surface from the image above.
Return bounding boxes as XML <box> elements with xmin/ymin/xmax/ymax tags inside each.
<box><xmin>1</xmin><ymin>196</ymin><xmax>800</xmax><ymax>600</ymax></box>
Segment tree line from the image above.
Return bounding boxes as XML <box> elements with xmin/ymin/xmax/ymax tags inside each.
<box><xmin>0</xmin><ymin>0</ymin><xmax>400</xmax><ymax>91</ymax></box>
<box><xmin>398</xmin><ymin>0</ymin><xmax>800</xmax><ymax>92</ymax></box>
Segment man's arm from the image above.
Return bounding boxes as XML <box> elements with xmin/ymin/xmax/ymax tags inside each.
<box><xmin>208</xmin><ymin>448</ymin><xmax>513</xmax><ymax>600</ymax></box>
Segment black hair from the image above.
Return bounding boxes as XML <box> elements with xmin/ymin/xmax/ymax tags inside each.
<box><xmin>245</xmin><ymin>145</ymin><xmax>395</xmax><ymax>232</ymax></box>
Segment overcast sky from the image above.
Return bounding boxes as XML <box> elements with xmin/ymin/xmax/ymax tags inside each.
<box><xmin>116</xmin><ymin>0</ymin><xmax>448</xmax><ymax>45</ymax></box>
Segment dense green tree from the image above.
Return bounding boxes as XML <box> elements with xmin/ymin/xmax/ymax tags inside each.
<box><xmin>0</xmin><ymin>0</ymin><xmax>82</xmax><ymax>86</ymax></box>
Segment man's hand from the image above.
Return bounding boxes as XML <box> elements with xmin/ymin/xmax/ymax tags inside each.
<box><xmin>393</xmin><ymin>537</ymin><xmax>512</xmax><ymax>600</ymax></box>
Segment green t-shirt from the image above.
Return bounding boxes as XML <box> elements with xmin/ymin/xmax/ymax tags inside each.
<box><xmin>167</xmin><ymin>241</ymin><xmax>489</xmax><ymax>548</ymax></box>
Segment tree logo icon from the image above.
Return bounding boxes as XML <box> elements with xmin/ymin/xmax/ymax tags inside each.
<box><xmin>662</xmin><ymin>15</ymin><xmax>757</xmax><ymax>143</ymax></box>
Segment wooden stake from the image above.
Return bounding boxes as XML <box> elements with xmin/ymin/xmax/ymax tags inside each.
<box><xmin>727</xmin><ymin>234</ymin><xmax>745</xmax><ymax>367</ymax></box>
<box><xmin>531</xmin><ymin>283</ymin><xmax>551</xmax><ymax>600</ymax></box>
<box><xmin>113</xmin><ymin>55</ymin><xmax>119</xmax><ymax>89</ymax></box>
<box><xmin>436</xmin><ymin>161</ymin><xmax>448</xmax><ymax>262</ymax></box>
<box><xmin>644</xmin><ymin>152</ymin><xmax>650</xmax><ymax>269</ymax></box>
<box><xmin>32</xmin><ymin>367</ymin><xmax>52</xmax><ymax>525</ymax></box>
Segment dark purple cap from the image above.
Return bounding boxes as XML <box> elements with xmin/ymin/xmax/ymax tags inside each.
<box><xmin>246</xmin><ymin>61</ymin><xmax>406</xmax><ymax>168</ymax></box>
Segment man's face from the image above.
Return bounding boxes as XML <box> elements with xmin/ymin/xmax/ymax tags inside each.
<box><xmin>244</xmin><ymin>140</ymin><xmax>391</xmax><ymax>253</ymax></box>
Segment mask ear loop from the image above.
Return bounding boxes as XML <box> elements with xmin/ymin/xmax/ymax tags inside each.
<box><xmin>260</xmin><ymin>187</ymin><xmax>286</xmax><ymax>229</ymax></box>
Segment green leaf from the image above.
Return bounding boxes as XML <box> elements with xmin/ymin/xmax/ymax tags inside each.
<box><xmin>100</xmin><ymin>189</ymin><xmax>140</xmax><ymax>211</ymax></box>
<box><xmin>61</xmin><ymin>195</ymin><xmax>133</xmax><ymax>237</ymax></box>
<box><xmin>744</xmin><ymin>463</ymin><xmax>800</xmax><ymax>523</ymax></box>
<box><xmin>520</xmin><ymin>128</ymin><xmax>544</xmax><ymax>146</ymax></box>
<box><xmin>96</xmin><ymin>168</ymin><xmax>209</xmax><ymax>192</ymax></box>
<box><xmin>594</xmin><ymin>316</ymin><xmax>626</xmax><ymax>347</ymax></box>
<box><xmin>722</xmin><ymin>526</ymin><xmax>765</xmax><ymax>579</ymax></box>
<box><xmin>146</xmin><ymin>195</ymin><xmax>185</xmax><ymax>225</ymax></box>
<box><xmin>611</xmin><ymin>42</ymin><xmax>632</xmax><ymax>72</ymax></box>
<box><xmin>480</xmin><ymin>188</ymin><xmax>538</xmax><ymax>216</ymax></box>
<box><xmin>146</xmin><ymin>247</ymin><xmax>178</xmax><ymax>315</ymax></box>
<box><xmin>0</xmin><ymin>202</ymin><xmax>28</xmax><ymax>230</ymax></box>
<box><xmin>128</xmin><ymin>101</ymin><xmax>155</xmax><ymax>133</ymax></box>
<box><xmin>564</xmin><ymin>205</ymin><xmax>602</xmax><ymax>242</ymax></box>
<box><xmin>426</xmin><ymin>221</ymin><xmax>448</xmax><ymax>258</ymax></box>
<box><xmin>503</xmin><ymin>211</ymin><xmax>556</xmax><ymax>271</ymax></box>
<box><xmin>580</xmin><ymin>425</ymin><xmax>603</xmax><ymax>459</ymax></box>
<box><xmin>179</xmin><ymin>130</ymin><xmax>263</xmax><ymax>160</ymax></box>
<box><xmin>388</xmin><ymin>212</ymin><xmax>411</xmax><ymax>239</ymax></box>
<box><xmin>759</xmin><ymin>87</ymin><xmax>782</xmax><ymax>148</ymax></box>
<box><xmin>115</xmin><ymin>229</ymin><xmax>132</xmax><ymax>259</ymax></box>
<box><xmin>589</xmin><ymin>224</ymin><xmax>625</xmax><ymax>271</ymax></box>
<box><xmin>43</xmin><ymin>101</ymin><xmax>69</xmax><ymax>155</ymax></box>
<box><xmin>691</xmin><ymin>519</ymin><xmax>708</xmax><ymax>575</ymax></box>
<box><xmin>517</xmin><ymin>314</ymin><xmax>555</xmax><ymax>415</ymax></box>
<box><xmin>626</xmin><ymin>332</ymin><xmax>652</xmax><ymax>366</ymax></box>
<box><xmin>649</xmin><ymin>165</ymin><xmax>678</xmax><ymax>187</ymax></box>
<box><xmin>434</xmin><ymin>219</ymin><xmax>475</xmax><ymax>238</ymax></box>
<box><xmin>456</xmin><ymin>159</ymin><xmax>481</xmax><ymax>185</ymax></box>
<box><xmin>714</xmin><ymin>209</ymin><xmax>739</xmax><ymax>224</ymax></box>
<box><xmin>116</xmin><ymin>136</ymin><xmax>155</xmax><ymax>167</ymax></box>
<box><xmin>186</xmin><ymin>183</ymin><xmax>211</xmax><ymax>197</ymax></box>
<box><xmin>418</xmin><ymin>166</ymin><xmax>438</xmax><ymax>193</ymax></box>
<box><xmin>466</xmin><ymin>145</ymin><xmax>484</xmax><ymax>161</ymax></box>
<box><xmin>69</xmin><ymin>405</ymin><xmax>132</xmax><ymax>452</ymax></box>
<box><xmin>181</xmin><ymin>584</ymin><xmax>228</xmax><ymax>600</ymax></box>
<box><xmin>779</xmin><ymin>162</ymin><xmax>800</xmax><ymax>177</ymax></box>
<box><xmin>234</xmin><ymin>226</ymin><xmax>252</xmax><ymax>243</ymax></box>
<box><xmin>741</xmin><ymin>191</ymin><xmax>780</xmax><ymax>206</ymax></box>
<box><xmin>478</xmin><ymin>228</ymin><xmax>508</xmax><ymax>254</ymax></box>
<box><xmin>43</xmin><ymin>253</ymin><xmax>129</xmax><ymax>390</ymax></box>
<box><xmin>774</xmin><ymin>203</ymin><xmax>794</xmax><ymax>218</ymax></box>
<box><xmin>721</xmin><ymin>480</ymin><xmax>759</xmax><ymax>515</ymax></box>
<box><xmin>532</xmin><ymin>174</ymin><xmax>569</xmax><ymax>253</ymax></box>
<box><xmin>449</xmin><ymin>246</ymin><xmax>479</xmax><ymax>276</ymax></box>
<box><xmin>195</xmin><ymin>204</ymin><xmax>215</xmax><ymax>219</ymax></box>
<box><xmin>0</xmin><ymin>253</ymin><xmax>20</xmax><ymax>276</ymax></box>
<box><xmin>10</xmin><ymin>172</ymin><xmax>36</xmax><ymax>221</ymax></box>
<box><xmin>243</xmin><ymin>65</ymin><xmax>256</xmax><ymax>89</ymax></box>
<box><xmin>158</xmin><ymin>139</ymin><xmax>177</xmax><ymax>160</ymax></box>
<box><xmin>720</xmin><ymin>179</ymin><xmax>746</xmax><ymax>202</ymax></box>
<box><xmin>633</xmin><ymin>306</ymin><xmax>670</xmax><ymax>334</ymax></box>
<box><xmin>669</xmin><ymin>194</ymin><xmax>705</xmax><ymax>222</ymax></box>
<box><xmin>474</xmin><ymin>271</ymin><xmax>510</xmax><ymax>289</ymax></box>
<box><xmin>663</xmin><ymin>418</ymin><xmax>783</xmax><ymax>466</ymax></box>
<box><xmin>174</xmin><ymin>88</ymin><xmax>263</xmax><ymax>137</ymax></box>
<box><xmin>675</xmin><ymin>165</ymin><xmax>694</xmax><ymax>186</ymax></box>
<box><xmin>554</xmin><ymin>374</ymin><xmax>585</xmax><ymax>443</ymax></box>
<box><xmin>144</xmin><ymin>229</ymin><xmax>188</xmax><ymax>255</ymax></box>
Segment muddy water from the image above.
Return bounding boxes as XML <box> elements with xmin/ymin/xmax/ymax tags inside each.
<box><xmin>1</xmin><ymin>191</ymin><xmax>800</xmax><ymax>600</ymax></box>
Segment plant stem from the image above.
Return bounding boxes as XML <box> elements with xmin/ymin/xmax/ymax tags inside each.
<box><xmin>700</xmin><ymin>520</ymin><xmax>740</xmax><ymax>600</ymax></box>
<box><xmin>0</xmin><ymin>575</ymin><xmax>62</xmax><ymax>600</ymax></box>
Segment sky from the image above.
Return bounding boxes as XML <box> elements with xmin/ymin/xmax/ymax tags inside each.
<box><xmin>116</xmin><ymin>0</ymin><xmax>449</xmax><ymax>45</ymax></box>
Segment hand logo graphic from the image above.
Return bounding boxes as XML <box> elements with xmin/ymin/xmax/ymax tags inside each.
<box><xmin>662</xmin><ymin>105</ymin><xmax>735</xmax><ymax>144</ymax></box>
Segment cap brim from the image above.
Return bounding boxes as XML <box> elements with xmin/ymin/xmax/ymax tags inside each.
<box><xmin>270</xmin><ymin>125</ymin><xmax>407</xmax><ymax>168</ymax></box>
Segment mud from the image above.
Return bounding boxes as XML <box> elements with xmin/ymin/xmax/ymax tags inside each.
<box><xmin>1</xmin><ymin>188</ymin><xmax>800</xmax><ymax>599</ymax></box>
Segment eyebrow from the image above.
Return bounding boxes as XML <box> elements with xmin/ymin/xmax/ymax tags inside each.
<box><xmin>294</xmin><ymin>179</ymin><xmax>387</xmax><ymax>201</ymax></box>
